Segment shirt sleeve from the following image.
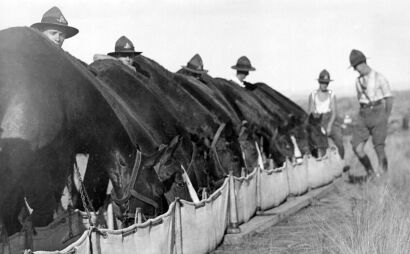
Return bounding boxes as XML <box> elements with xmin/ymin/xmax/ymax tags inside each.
<box><xmin>355</xmin><ymin>79</ymin><xmax>361</xmax><ymax>100</ymax></box>
<box><xmin>377</xmin><ymin>72</ymin><xmax>393</xmax><ymax>98</ymax></box>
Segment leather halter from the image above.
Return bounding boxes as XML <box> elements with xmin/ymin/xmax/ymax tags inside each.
<box><xmin>111</xmin><ymin>148</ymin><xmax>160</xmax><ymax>213</ymax></box>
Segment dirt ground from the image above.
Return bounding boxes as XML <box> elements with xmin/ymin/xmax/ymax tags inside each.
<box><xmin>215</xmin><ymin>129</ymin><xmax>410</xmax><ymax>254</ymax></box>
<box><xmin>214</xmin><ymin>175</ymin><xmax>362</xmax><ymax>254</ymax></box>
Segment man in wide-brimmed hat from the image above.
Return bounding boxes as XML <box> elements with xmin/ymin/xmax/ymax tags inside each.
<box><xmin>349</xmin><ymin>49</ymin><xmax>393</xmax><ymax>179</ymax></box>
<box><xmin>94</xmin><ymin>36</ymin><xmax>142</xmax><ymax>71</ymax></box>
<box><xmin>31</xmin><ymin>6</ymin><xmax>78</xmax><ymax>48</ymax></box>
<box><xmin>179</xmin><ymin>54</ymin><xmax>208</xmax><ymax>80</ymax></box>
<box><xmin>230</xmin><ymin>56</ymin><xmax>256</xmax><ymax>89</ymax></box>
<box><xmin>308</xmin><ymin>69</ymin><xmax>345</xmax><ymax>162</ymax></box>
<box><xmin>107</xmin><ymin>36</ymin><xmax>142</xmax><ymax>69</ymax></box>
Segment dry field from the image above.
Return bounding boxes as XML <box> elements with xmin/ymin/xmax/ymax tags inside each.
<box><xmin>216</xmin><ymin>90</ymin><xmax>410</xmax><ymax>254</ymax></box>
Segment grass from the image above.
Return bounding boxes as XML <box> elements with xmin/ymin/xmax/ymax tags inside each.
<box><xmin>312</xmin><ymin>130</ymin><xmax>410</xmax><ymax>254</ymax></box>
<box><xmin>215</xmin><ymin>92</ymin><xmax>410</xmax><ymax>253</ymax></box>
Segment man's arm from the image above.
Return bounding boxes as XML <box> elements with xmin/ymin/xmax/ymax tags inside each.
<box><xmin>355</xmin><ymin>80</ymin><xmax>361</xmax><ymax>101</ymax></box>
<box><xmin>384</xmin><ymin>96</ymin><xmax>393</xmax><ymax>117</ymax></box>
<box><xmin>326</xmin><ymin>94</ymin><xmax>337</xmax><ymax>134</ymax></box>
<box><xmin>307</xmin><ymin>93</ymin><xmax>313</xmax><ymax>115</ymax></box>
<box><xmin>378</xmin><ymin>72</ymin><xmax>393</xmax><ymax>117</ymax></box>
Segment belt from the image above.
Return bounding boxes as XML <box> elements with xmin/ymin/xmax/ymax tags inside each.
<box><xmin>360</xmin><ymin>100</ymin><xmax>383</xmax><ymax>109</ymax></box>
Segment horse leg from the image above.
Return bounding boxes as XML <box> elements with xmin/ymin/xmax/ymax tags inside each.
<box><xmin>0</xmin><ymin>218</ymin><xmax>10</xmax><ymax>254</ymax></box>
<box><xmin>23</xmin><ymin>143</ymin><xmax>72</xmax><ymax>227</ymax></box>
<box><xmin>23</xmin><ymin>167</ymin><xmax>57</xmax><ymax>227</ymax></box>
<box><xmin>0</xmin><ymin>186</ymin><xmax>24</xmax><ymax>254</ymax></box>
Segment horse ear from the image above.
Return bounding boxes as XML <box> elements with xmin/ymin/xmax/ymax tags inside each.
<box><xmin>146</xmin><ymin>135</ymin><xmax>182</xmax><ymax>168</ymax></box>
<box><xmin>272</xmin><ymin>128</ymin><xmax>278</xmax><ymax>139</ymax></box>
<box><xmin>168</xmin><ymin>135</ymin><xmax>181</xmax><ymax>149</ymax></box>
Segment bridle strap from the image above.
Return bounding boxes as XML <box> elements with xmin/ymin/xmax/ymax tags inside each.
<box><xmin>128</xmin><ymin>149</ymin><xmax>142</xmax><ymax>196</ymax></box>
<box><xmin>111</xmin><ymin>149</ymin><xmax>142</xmax><ymax>205</ymax></box>
<box><xmin>211</xmin><ymin>123</ymin><xmax>226</xmax><ymax>149</ymax></box>
<box><xmin>111</xmin><ymin>148</ymin><xmax>160</xmax><ymax>215</ymax></box>
<box><xmin>130</xmin><ymin>189</ymin><xmax>159</xmax><ymax>209</ymax></box>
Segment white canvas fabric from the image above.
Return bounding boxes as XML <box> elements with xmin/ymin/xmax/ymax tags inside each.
<box><xmin>29</xmin><ymin>153</ymin><xmax>340</xmax><ymax>254</ymax></box>
<box><xmin>33</xmin><ymin>204</ymin><xmax>176</xmax><ymax>254</ymax></box>
<box><xmin>233</xmin><ymin>168</ymin><xmax>258</xmax><ymax>224</ymax></box>
<box><xmin>34</xmin><ymin>230</ymin><xmax>91</xmax><ymax>254</ymax></box>
<box><xmin>286</xmin><ymin>157</ymin><xmax>309</xmax><ymax>196</ymax></box>
<box><xmin>307</xmin><ymin>155</ymin><xmax>333</xmax><ymax>189</ymax></box>
<box><xmin>89</xmin><ymin>203</ymin><xmax>177</xmax><ymax>254</ymax></box>
<box><xmin>179</xmin><ymin>178</ymin><xmax>229</xmax><ymax>254</ymax></box>
<box><xmin>259</xmin><ymin>164</ymin><xmax>289</xmax><ymax>210</ymax></box>
<box><xmin>11</xmin><ymin>210</ymin><xmax>90</xmax><ymax>253</ymax></box>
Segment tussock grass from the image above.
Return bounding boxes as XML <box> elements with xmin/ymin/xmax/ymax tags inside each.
<box><xmin>313</xmin><ymin>131</ymin><xmax>410</xmax><ymax>254</ymax></box>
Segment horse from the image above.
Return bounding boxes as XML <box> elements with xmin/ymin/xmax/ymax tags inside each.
<box><xmin>0</xmin><ymin>27</ymin><xmax>185</xmax><ymax>238</ymax></box>
<box><xmin>132</xmin><ymin>57</ymin><xmax>244</xmax><ymax>179</ymax></box>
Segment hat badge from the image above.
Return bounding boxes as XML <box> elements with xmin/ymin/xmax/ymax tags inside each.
<box><xmin>56</xmin><ymin>15</ymin><xmax>67</xmax><ymax>24</ymax></box>
<box><xmin>124</xmin><ymin>42</ymin><xmax>132</xmax><ymax>49</ymax></box>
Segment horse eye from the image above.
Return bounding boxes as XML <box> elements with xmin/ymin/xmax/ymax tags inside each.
<box><xmin>116</xmin><ymin>153</ymin><xmax>128</xmax><ymax>167</ymax></box>
<box><xmin>117</xmin><ymin>158</ymin><xmax>127</xmax><ymax>167</ymax></box>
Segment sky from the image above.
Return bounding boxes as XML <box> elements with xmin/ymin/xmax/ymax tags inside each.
<box><xmin>1</xmin><ymin>0</ymin><xmax>409</xmax><ymax>98</ymax></box>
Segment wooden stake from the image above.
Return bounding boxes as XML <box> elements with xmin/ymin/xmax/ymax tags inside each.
<box><xmin>226</xmin><ymin>170</ymin><xmax>241</xmax><ymax>234</ymax></box>
<box><xmin>107</xmin><ymin>203</ymin><xmax>114</xmax><ymax>229</ymax></box>
<box><xmin>181</xmin><ymin>165</ymin><xmax>200</xmax><ymax>203</ymax></box>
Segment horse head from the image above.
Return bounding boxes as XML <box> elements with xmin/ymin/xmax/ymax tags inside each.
<box><xmin>306</xmin><ymin>115</ymin><xmax>329</xmax><ymax>158</ymax></box>
<box><xmin>236</xmin><ymin>122</ymin><xmax>259</xmax><ymax>173</ymax></box>
<box><xmin>108</xmin><ymin>135</ymin><xmax>183</xmax><ymax>227</ymax></box>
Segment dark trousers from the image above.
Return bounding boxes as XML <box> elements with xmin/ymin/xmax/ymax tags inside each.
<box><xmin>351</xmin><ymin>103</ymin><xmax>388</xmax><ymax>166</ymax></box>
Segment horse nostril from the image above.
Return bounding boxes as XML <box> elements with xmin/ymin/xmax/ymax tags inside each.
<box><xmin>233</xmin><ymin>156</ymin><xmax>240</xmax><ymax>162</ymax></box>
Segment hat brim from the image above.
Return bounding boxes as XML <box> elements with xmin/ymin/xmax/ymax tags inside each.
<box><xmin>231</xmin><ymin>65</ymin><xmax>256</xmax><ymax>71</ymax></box>
<box><xmin>31</xmin><ymin>23</ymin><xmax>79</xmax><ymax>39</ymax></box>
<box><xmin>181</xmin><ymin>66</ymin><xmax>208</xmax><ymax>74</ymax></box>
<box><xmin>348</xmin><ymin>58</ymin><xmax>367</xmax><ymax>69</ymax></box>
<box><xmin>317</xmin><ymin>79</ymin><xmax>334</xmax><ymax>83</ymax></box>
<box><xmin>107</xmin><ymin>51</ymin><xmax>142</xmax><ymax>57</ymax></box>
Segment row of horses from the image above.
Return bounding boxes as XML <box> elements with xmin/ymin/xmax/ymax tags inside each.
<box><xmin>0</xmin><ymin>27</ymin><xmax>327</xmax><ymax>239</ymax></box>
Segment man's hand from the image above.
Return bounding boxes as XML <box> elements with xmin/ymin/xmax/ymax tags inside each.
<box><xmin>384</xmin><ymin>97</ymin><xmax>394</xmax><ymax>118</ymax></box>
<box><xmin>326</xmin><ymin>124</ymin><xmax>332</xmax><ymax>136</ymax></box>
<box><xmin>312</xmin><ymin>112</ymin><xmax>321</xmax><ymax>118</ymax></box>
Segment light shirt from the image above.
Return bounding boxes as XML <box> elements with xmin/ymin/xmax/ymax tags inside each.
<box><xmin>355</xmin><ymin>70</ymin><xmax>392</xmax><ymax>104</ymax></box>
<box><xmin>310</xmin><ymin>89</ymin><xmax>335</xmax><ymax>114</ymax></box>
<box><xmin>231</xmin><ymin>75</ymin><xmax>245</xmax><ymax>88</ymax></box>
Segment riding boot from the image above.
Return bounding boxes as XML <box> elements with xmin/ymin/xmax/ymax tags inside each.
<box><xmin>358</xmin><ymin>155</ymin><xmax>374</xmax><ymax>176</ymax></box>
<box><xmin>374</xmin><ymin>145</ymin><xmax>388</xmax><ymax>175</ymax></box>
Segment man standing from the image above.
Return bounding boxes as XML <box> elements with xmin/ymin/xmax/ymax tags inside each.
<box><xmin>308</xmin><ymin>69</ymin><xmax>345</xmax><ymax>160</ymax></box>
<box><xmin>31</xmin><ymin>6</ymin><xmax>78</xmax><ymax>48</ymax></box>
<box><xmin>349</xmin><ymin>49</ymin><xmax>393</xmax><ymax>178</ymax></box>
<box><xmin>230</xmin><ymin>56</ymin><xmax>256</xmax><ymax>89</ymax></box>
